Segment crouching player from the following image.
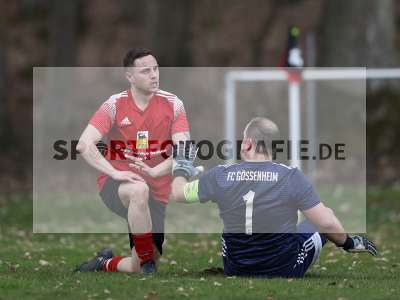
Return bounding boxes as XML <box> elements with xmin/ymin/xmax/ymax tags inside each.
<box><xmin>73</xmin><ymin>48</ymin><xmax>190</xmax><ymax>275</ymax></box>
<box><xmin>170</xmin><ymin>117</ymin><xmax>377</xmax><ymax>278</ymax></box>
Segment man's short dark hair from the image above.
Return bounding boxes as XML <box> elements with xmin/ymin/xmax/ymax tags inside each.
<box><xmin>244</xmin><ymin>117</ymin><xmax>280</xmax><ymax>156</ymax></box>
<box><xmin>123</xmin><ymin>48</ymin><xmax>154</xmax><ymax>67</ymax></box>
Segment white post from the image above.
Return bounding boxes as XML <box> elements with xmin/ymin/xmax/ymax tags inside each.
<box><xmin>306</xmin><ymin>33</ymin><xmax>317</xmax><ymax>183</ymax></box>
<box><xmin>289</xmin><ymin>77</ymin><xmax>301</xmax><ymax>169</ymax></box>
<box><xmin>306</xmin><ymin>79</ymin><xmax>316</xmax><ymax>179</ymax></box>
<box><xmin>225</xmin><ymin>74</ymin><xmax>236</xmax><ymax>165</ymax></box>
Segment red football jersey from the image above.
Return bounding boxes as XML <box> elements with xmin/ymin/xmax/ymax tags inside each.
<box><xmin>89</xmin><ymin>89</ymin><xmax>190</xmax><ymax>203</ymax></box>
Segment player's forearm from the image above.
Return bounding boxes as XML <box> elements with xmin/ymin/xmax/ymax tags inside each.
<box><xmin>77</xmin><ymin>141</ymin><xmax>117</xmax><ymax>177</ymax></box>
<box><xmin>304</xmin><ymin>203</ymin><xmax>347</xmax><ymax>246</ymax></box>
<box><xmin>170</xmin><ymin>177</ymin><xmax>188</xmax><ymax>203</ymax></box>
<box><xmin>151</xmin><ymin>157</ymin><xmax>173</xmax><ymax>178</ymax></box>
<box><xmin>152</xmin><ymin>131</ymin><xmax>190</xmax><ymax>178</ymax></box>
<box><xmin>318</xmin><ymin>211</ymin><xmax>347</xmax><ymax>246</ymax></box>
<box><xmin>324</xmin><ymin>232</ymin><xmax>347</xmax><ymax>246</ymax></box>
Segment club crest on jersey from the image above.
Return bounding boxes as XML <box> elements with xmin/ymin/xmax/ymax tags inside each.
<box><xmin>136</xmin><ymin>131</ymin><xmax>149</xmax><ymax>149</ymax></box>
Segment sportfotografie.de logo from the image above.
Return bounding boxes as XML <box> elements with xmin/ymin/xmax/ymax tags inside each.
<box><xmin>53</xmin><ymin>139</ymin><xmax>346</xmax><ymax>161</ymax></box>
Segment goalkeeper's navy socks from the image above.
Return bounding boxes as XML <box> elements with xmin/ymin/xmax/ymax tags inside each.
<box><xmin>133</xmin><ymin>233</ymin><xmax>154</xmax><ymax>265</ymax></box>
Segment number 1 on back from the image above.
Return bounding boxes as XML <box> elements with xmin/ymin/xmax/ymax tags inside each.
<box><xmin>243</xmin><ymin>190</ymin><xmax>255</xmax><ymax>235</ymax></box>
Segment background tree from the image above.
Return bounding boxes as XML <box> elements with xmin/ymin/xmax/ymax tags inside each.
<box><xmin>319</xmin><ymin>0</ymin><xmax>398</xmax><ymax>90</ymax></box>
<box><xmin>48</xmin><ymin>0</ymin><xmax>79</xmax><ymax>66</ymax></box>
<box><xmin>143</xmin><ymin>0</ymin><xmax>193</xmax><ymax>66</ymax></box>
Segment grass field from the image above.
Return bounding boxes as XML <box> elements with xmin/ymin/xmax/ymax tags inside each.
<box><xmin>1</xmin><ymin>190</ymin><xmax>399</xmax><ymax>300</ymax></box>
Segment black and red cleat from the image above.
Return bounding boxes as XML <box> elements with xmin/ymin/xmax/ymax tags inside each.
<box><xmin>73</xmin><ymin>248</ymin><xmax>113</xmax><ymax>272</ymax></box>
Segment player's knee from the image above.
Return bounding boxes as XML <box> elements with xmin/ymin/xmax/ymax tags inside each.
<box><xmin>137</xmin><ymin>182</ymin><xmax>149</xmax><ymax>198</ymax></box>
<box><xmin>128</xmin><ymin>182</ymin><xmax>149</xmax><ymax>206</ymax></box>
<box><xmin>127</xmin><ymin>182</ymin><xmax>149</xmax><ymax>198</ymax></box>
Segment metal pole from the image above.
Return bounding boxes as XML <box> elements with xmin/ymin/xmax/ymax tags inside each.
<box><xmin>289</xmin><ymin>77</ymin><xmax>301</xmax><ymax>169</ymax></box>
<box><xmin>306</xmin><ymin>33</ymin><xmax>317</xmax><ymax>182</ymax></box>
<box><xmin>289</xmin><ymin>74</ymin><xmax>302</xmax><ymax>224</ymax></box>
<box><xmin>306</xmin><ymin>80</ymin><xmax>316</xmax><ymax>180</ymax></box>
<box><xmin>225</xmin><ymin>74</ymin><xmax>236</xmax><ymax>164</ymax></box>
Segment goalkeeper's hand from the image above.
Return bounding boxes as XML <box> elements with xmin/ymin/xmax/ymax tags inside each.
<box><xmin>172</xmin><ymin>141</ymin><xmax>203</xmax><ymax>180</ymax></box>
<box><xmin>342</xmin><ymin>235</ymin><xmax>378</xmax><ymax>256</ymax></box>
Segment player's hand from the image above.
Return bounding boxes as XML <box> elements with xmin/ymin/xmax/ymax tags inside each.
<box><xmin>172</xmin><ymin>141</ymin><xmax>203</xmax><ymax>179</ymax></box>
<box><xmin>343</xmin><ymin>235</ymin><xmax>378</xmax><ymax>256</ymax></box>
<box><xmin>111</xmin><ymin>170</ymin><xmax>145</xmax><ymax>183</ymax></box>
<box><xmin>125</xmin><ymin>154</ymin><xmax>157</xmax><ymax>178</ymax></box>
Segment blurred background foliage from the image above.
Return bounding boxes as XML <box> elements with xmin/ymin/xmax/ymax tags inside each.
<box><xmin>0</xmin><ymin>0</ymin><xmax>399</xmax><ymax>194</ymax></box>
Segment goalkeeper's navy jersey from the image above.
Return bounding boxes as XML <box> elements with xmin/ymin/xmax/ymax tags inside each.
<box><xmin>197</xmin><ymin>161</ymin><xmax>320</xmax><ymax>276</ymax></box>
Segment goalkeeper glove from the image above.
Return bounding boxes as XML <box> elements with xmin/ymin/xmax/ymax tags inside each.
<box><xmin>341</xmin><ymin>235</ymin><xmax>378</xmax><ymax>256</ymax></box>
<box><xmin>172</xmin><ymin>141</ymin><xmax>201</xmax><ymax>180</ymax></box>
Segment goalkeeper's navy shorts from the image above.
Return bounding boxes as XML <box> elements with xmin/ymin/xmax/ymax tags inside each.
<box><xmin>222</xmin><ymin>232</ymin><xmax>327</xmax><ymax>278</ymax></box>
<box><xmin>99</xmin><ymin>178</ymin><xmax>166</xmax><ymax>255</ymax></box>
<box><xmin>222</xmin><ymin>220</ymin><xmax>328</xmax><ymax>278</ymax></box>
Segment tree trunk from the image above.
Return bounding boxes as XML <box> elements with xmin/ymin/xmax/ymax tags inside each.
<box><xmin>144</xmin><ymin>0</ymin><xmax>193</xmax><ymax>66</ymax></box>
<box><xmin>319</xmin><ymin>0</ymin><xmax>398</xmax><ymax>90</ymax></box>
<box><xmin>366</xmin><ymin>0</ymin><xmax>398</xmax><ymax>90</ymax></box>
<box><xmin>318</xmin><ymin>0</ymin><xmax>367</xmax><ymax>67</ymax></box>
<box><xmin>48</xmin><ymin>0</ymin><xmax>79</xmax><ymax>66</ymax></box>
<box><xmin>0</xmin><ymin>5</ymin><xmax>12</xmax><ymax>149</ymax></box>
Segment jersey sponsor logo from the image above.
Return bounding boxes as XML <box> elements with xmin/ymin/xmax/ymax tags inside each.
<box><xmin>136</xmin><ymin>131</ymin><xmax>149</xmax><ymax>149</ymax></box>
<box><xmin>226</xmin><ymin>171</ymin><xmax>279</xmax><ymax>182</ymax></box>
<box><xmin>119</xmin><ymin>116</ymin><xmax>132</xmax><ymax>126</ymax></box>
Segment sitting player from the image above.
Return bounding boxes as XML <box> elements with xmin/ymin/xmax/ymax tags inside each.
<box><xmin>170</xmin><ymin>117</ymin><xmax>377</xmax><ymax>278</ymax></box>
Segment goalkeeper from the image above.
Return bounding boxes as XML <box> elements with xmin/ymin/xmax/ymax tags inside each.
<box><xmin>170</xmin><ymin>117</ymin><xmax>377</xmax><ymax>278</ymax></box>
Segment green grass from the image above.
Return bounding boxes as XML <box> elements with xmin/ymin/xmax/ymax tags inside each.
<box><xmin>1</xmin><ymin>191</ymin><xmax>400</xmax><ymax>300</ymax></box>
<box><xmin>33</xmin><ymin>184</ymin><xmax>367</xmax><ymax>233</ymax></box>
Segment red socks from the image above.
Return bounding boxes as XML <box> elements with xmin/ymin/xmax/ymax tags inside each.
<box><xmin>133</xmin><ymin>233</ymin><xmax>154</xmax><ymax>265</ymax></box>
<box><xmin>102</xmin><ymin>256</ymin><xmax>124</xmax><ymax>272</ymax></box>
<box><xmin>102</xmin><ymin>233</ymin><xmax>154</xmax><ymax>272</ymax></box>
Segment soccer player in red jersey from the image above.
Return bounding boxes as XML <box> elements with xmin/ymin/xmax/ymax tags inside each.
<box><xmin>74</xmin><ymin>48</ymin><xmax>190</xmax><ymax>274</ymax></box>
